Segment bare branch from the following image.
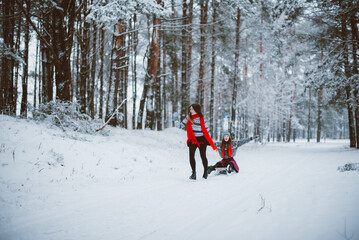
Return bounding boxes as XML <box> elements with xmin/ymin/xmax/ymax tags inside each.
<box><xmin>96</xmin><ymin>99</ymin><xmax>128</xmax><ymax>132</ymax></box>
<box><xmin>14</xmin><ymin>0</ymin><xmax>54</xmax><ymax>56</ymax></box>
<box><xmin>257</xmin><ymin>194</ymin><xmax>272</xmax><ymax>214</ymax></box>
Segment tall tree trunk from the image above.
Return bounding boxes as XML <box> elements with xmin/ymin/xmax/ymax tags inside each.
<box><xmin>231</xmin><ymin>7</ymin><xmax>241</xmax><ymax>135</ymax></box>
<box><xmin>123</xmin><ymin>24</ymin><xmax>129</xmax><ymax>129</ymax></box>
<box><xmin>145</xmin><ymin>12</ymin><xmax>161</xmax><ymax>129</ymax></box>
<box><xmin>317</xmin><ymin>49</ymin><xmax>324</xmax><ymax>143</ymax></box>
<box><xmin>187</xmin><ymin>0</ymin><xmax>193</xmax><ymax>95</ymax></box>
<box><xmin>38</xmin><ymin>35</ymin><xmax>43</xmax><ymax>105</ymax></box>
<box><xmin>161</xmin><ymin>27</ymin><xmax>167</xmax><ymax>129</ymax></box>
<box><xmin>11</xmin><ymin>10</ymin><xmax>25</xmax><ymax>114</ymax></box>
<box><xmin>350</xmin><ymin>14</ymin><xmax>359</xmax><ymax>148</ymax></box>
<box><xmin>180</xmin><ymin>0</ymin><xmax>189</xmax><ymax>120</ymax></box>
<box><xmin>10</xmin><ymin>0</ymin><xmax>16</xmax><ymax>115</ymax></box>
<box><xmin>155</xmin><ymin>40</ymin><xmax>162</xmax><ymax>131</ymax></box>
<box><xmin>282</xmin><ymin>121</ymin><xmax>286</xmax><ymax>142</ymax></box>
<box><xmin>197</xmin><ymin>0</ymin><xmax>208</xmax><ymax>107</ymax></box>
<box><xmin>79</xmin><ymin>0</ymin><xmax>90</xmax><ymax>113</ymax></box>
<box><xmin>291</xmin><ymin>28</ymin><xmax>297</xmax><ymax>142</ymax></box>
<box><xmin>89</xmin><ymin>22</ymin><xmax>97</xmax><ymax>118</ymax></box>
<box><xmin>292</xmin><ymin>83</ymin><xmax>297</xmax><ymax>142</ymax></box>
<box><xmin>256</xmin><ymin>13</ymin><xmax>264</xmax><ymax>141</ymax></box>
<box><xmin>20</xmin><ymin>0</ymin><xmax>31</xmax><ymax>117</ymax></box>
<box><xmin>99</xmin><ymin>27</ymin><xmax>105</xmax><ymax>119</ymax></box>
<box><xmin>209</xmin><ymin>0</ymin><xmax>217</xmax><ymax>136</ymax></box>
<box><xmin>112</xmin><ymin>21</ymin><xmax>123</xmax><ymax>125</ymax></box>
<box><xmin>137</xmin><ymin>79</ymin><xmax>149</xmax><ymax>129</ymax></box>
<box><xmin>340</xmin><ymin>1</ymin><xmax>356</xmax><ymax>147</ymax></box>
<box><xmin>170</xmin><ymin>0</ymin><xmax>178</xmax><ymax>126</ymax></box>
<box><xmin>154</xmin><ymin>19</ymin><xmax>162</xmax><ymax>130</ymax></box>
<box><xmin>132</xmin><ymin>15</ymin><xmax>138</xmax><ymax>128</ymax></box>
<box><xmin>14</xmin><ymin>9</ymin><xmax>21</xmax><ymax>114</ymax></box>
<box><xmin>34</xmin><ymin>29</ymin><xmax>39</xmax><ymax>108</ymax></box>
<box><xmin>344</xmin><ymin>89</ymin><xmax>355</xmax><ymax>147</ymax></box>
<box><xmin>163</xmin><ymin>32</ymin><xmax>168</xmax><ymax>128</ymax></box>
<box><xmin>307</xmin><ymin>87</ymin><xmax>311</xmax><ymax>142</ymax></box>
<box><xmin>71</xmin><ymin>24</ymin><xmax>75</xmax><ymax>101</ymax></box>
<box><xmin>41</xmin><ymin>15</ymin><xmax>53</xmax><ymax>104</ymax></box>
<box><xmin>277</xmin><ymin>121</ymin><xmax>281</xmax><ymax>142</ymax></box>
<box><xmin>138</xmin><ymin>19</ymin><xmax>152</xmax><ymax>129</ymax></box>
<box><xmin>243</xmin><ymin>37</ymin><xmax>249</xmax><ymax>138</ymax></box>
<box><xmin>1</xmin><ymin>0</ymin><xmax>16</xmax><ymax>115</ymax></box>
<box><xmin>75</xmin><ymin>20</ymin><xmax>80</xmax><ymax>101</ymax></box>
<box><xmin>350</xmin><ymin>14</ymin><xmax>359</xmax><ymax>47</ymax></box>
<box><xmin>106</xmin><ymin>32</ymin><xmax>115</xmax><ymax>117</ymax></box>
<box><xmin>316</xmin><ymin>87</ymin><xmax>323</xmax><ymax>142</ymax></box>
<box><xmin>287</xmin><ymin>117</ymin><xmax>292</xmax><ymax>142</ymax></box>
<box><xmin>286</xmin><ymin>39</ymin><xmax>296</xmax><ymax>143</ymax></box>
<box><xmin>52</xmin><ymin>0</ymin><xmax>75</xmax><ymax>102</ymax></box>
<box><xmin>287</xmin><ymin>86</ymin><xmax>293</xmax><ymax>142</ymax></box>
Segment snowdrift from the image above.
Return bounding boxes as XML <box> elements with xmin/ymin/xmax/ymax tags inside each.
<box><xmin>0</xmin><ymin>115</ymin><xmax>358</xmax><ymax>240</ymax></box>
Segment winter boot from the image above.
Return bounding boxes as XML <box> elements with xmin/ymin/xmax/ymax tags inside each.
<box><xmin>203</xmin><ymin>170</ymin><xmax>208</xmax><ymax>179</ymax></box>
<box><xmin>189</xmin><ymin>171</ymin><xmax>196</xmax><ymax>180</ymax></box>
<box><xmin>227</xmin><ymin>164</ymin><xmax>233</xmax><ymax>174</ymax></box>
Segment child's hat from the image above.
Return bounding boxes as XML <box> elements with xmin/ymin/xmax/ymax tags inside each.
<box><xmin>222</xmin><ymin>130</ymin><xmax>230</xmax><ymax>138</ymax></box>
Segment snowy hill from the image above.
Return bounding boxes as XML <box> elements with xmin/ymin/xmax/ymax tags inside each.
<box><xmin>0</xmin><ymin>115</ymin><xmax>358</xmax><ymax>240</ymax></box>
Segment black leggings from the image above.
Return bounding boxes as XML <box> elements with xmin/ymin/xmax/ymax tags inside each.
<box><xmin>188</xmin><ymin>139</ymin><xmax>208</xmax><ymax>173</ymax></box>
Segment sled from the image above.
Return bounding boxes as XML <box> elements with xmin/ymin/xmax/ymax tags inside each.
<box><xmin>214</xmin><ymin>164</ymin><xmax>239</xmax><ymax>175</ymax></box>
<box><xmin>215</xmin><ymin>167</ymin><xmax>231</xmax><ymax>175</ymax></box>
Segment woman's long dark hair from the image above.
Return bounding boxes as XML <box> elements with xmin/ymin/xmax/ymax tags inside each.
<box><xmin>188</xmin><ymin>103</ymin><xmax>204</xmax><ymax>122</ymax></box>
<box><xmin>220</xmin><ymin>136</ymin><xmax>232</xmax><ymax>151</ymax></box>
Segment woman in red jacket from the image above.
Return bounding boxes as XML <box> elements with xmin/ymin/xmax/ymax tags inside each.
<box><xmin>179</xmin><ymin>104</ymin><xmax>217</xmax><ymax>180</ymax></box>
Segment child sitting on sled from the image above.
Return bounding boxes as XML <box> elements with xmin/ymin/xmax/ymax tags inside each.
<box><xmin>208</xmin><ymin>131</ymin><xmax>257</xmax><ymax>175</ymax></box>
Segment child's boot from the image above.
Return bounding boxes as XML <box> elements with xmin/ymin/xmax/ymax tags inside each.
<box><xmin>207</xmin><ymin>166</ymin><xmax>215</xmax><ymax>175</ymax></box>
<box><xmin>227</xmin><ymin>164</ymin><xmax>233</xmax><ymax>174</ymax></box>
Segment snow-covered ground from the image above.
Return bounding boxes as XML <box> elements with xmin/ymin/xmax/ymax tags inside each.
<box><xmin>1</xmin><ymin>115</ymin><xmax>358</xmax><ymax>240</ymax></box>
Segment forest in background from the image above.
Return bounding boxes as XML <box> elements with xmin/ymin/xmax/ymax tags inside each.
<box><xmin>0</xmin><ymin>0</ymin><xmax>358</xmax><ymax>147</ymax></box>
